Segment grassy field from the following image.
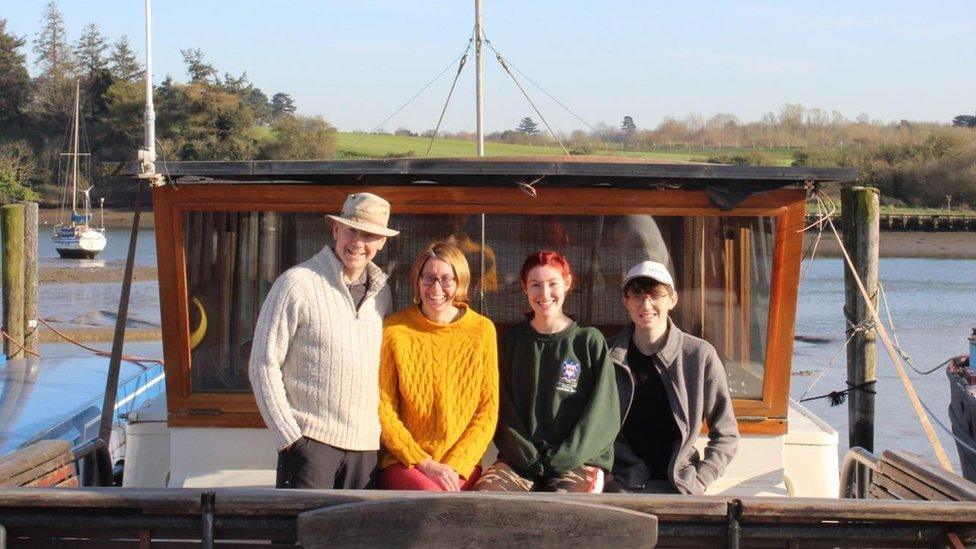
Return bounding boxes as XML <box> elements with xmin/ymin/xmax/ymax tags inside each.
<box><xmin>336</xmin><ymin>133</ymin><xmax>567</xmax><ymax>158</ymax></box>
<box><xmin>335</xmin><ymin>133</ymin><xmax>796</xmax><ymax>165</ymax></box>
<box><xmin>598</xmin><ymin>147</ymin><xmax>795</xmax><ymax>166</ymax></box>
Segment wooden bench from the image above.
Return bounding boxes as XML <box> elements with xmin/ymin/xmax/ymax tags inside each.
<box><xmin>869</xmin><ymin>450</ymin><xmax>976</xmax><ymax>502</ymax></box>
<box><xmin>0</xmin><ymin>440</ymin><xmax>78</xmax><ymax>488</ymax></box>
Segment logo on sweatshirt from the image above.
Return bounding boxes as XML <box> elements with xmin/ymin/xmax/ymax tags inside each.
<box><xmin>556</xmin><ymin>360</ymin><xmax>581</xmax><ymax>394</ymax></box>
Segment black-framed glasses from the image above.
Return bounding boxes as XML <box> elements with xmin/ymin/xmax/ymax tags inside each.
<box><xmin>625</xmin><ymin>292</ymin><xmax>673</xmax><ymax>306</ymax></box>
<box><xmin>419</xmin><ymin>274</ymin><xmax>457</xmax><ymax>288</ymax></box>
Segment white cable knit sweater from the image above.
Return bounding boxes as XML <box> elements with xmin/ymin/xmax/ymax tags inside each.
<box><xmin>248</xmin><ymin>245</ymin><xmax>391</xmax><ymax>451</ymax></box>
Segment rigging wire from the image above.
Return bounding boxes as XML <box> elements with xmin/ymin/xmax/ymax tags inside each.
<box><xmin>482</xmin><ymin>38</ymin><xmax>568</xmax><ymax>154</ymax></box>
<box><xmin>796</xmin><ymin>189</ymin><xmax>964</xmax><ymax>467</ymax></box>
<box><xmin>918</xmin><ymin>395</ymin><xmax>976</xmax><ymax>459</ymax></box>
<box><xmin>797</xmin><ymin>193</ymin><xmax>832</xmax><ymax>281</ymax></box>
<box><xmin>346</xmin><ymin>40</ymin><xmax>474</xmax><ymax>153</ymax></box>
<box><xmin>815</xmin><ymin>189</ymin><xmax>953</xmax><ymax>469</ymax></box>
<box><xmin>425</xmin><ymin>42</ymin><xmax>473</xmax><ymax>157</ymax></box>
<box><xmin>482</xmin><ymin>31</ymin><xmax>599</xmax><ymax>134</ymax></box>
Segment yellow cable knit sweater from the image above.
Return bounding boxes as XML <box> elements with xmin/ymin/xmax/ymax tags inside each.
<box><xmin>379</xmin><ymin>304</ymin><xmax>499</xmax><ymax>477</ymax></box>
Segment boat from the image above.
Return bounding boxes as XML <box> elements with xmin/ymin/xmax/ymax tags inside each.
<box><xmin>0</xmin><ymin>354</ymin><xmax>165</xmax><ymax>481</ymax></box>
<box><xmin>51</xmin><ymin>82</ymin><xmax>107</xmax><ymax>260</ymax></box>
<box><xmin>947</xmin><ymin>328</ymin><xmax>976</xmax><ymax>482</ymax></box>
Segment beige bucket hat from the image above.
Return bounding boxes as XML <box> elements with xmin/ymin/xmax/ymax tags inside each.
<box><xmin>327</xmin><ymin>192</ymin><xmax>400</xmax><ymax>237</ymax></box>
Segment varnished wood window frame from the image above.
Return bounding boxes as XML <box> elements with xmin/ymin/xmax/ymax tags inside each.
<box><xmin>154</xmin><ymin>184</ymin><xmax>806</xmax><ymax>435</ymax></box>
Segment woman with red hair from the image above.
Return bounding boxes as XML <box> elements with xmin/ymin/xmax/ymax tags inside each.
<box><xmin>474</xmin><ymin>251</ymin><xmax>619</xmax><ymax>492</ymax></box>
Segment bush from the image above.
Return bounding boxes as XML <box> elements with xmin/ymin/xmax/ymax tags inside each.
<box><xmin>693</xmin><ymin>151</ymin><xmax>775</xmax><ymax>166</ymax></box>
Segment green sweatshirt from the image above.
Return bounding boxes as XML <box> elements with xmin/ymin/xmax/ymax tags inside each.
<box><xmin>495</xmin><ymin>320</ymin><xmax>620</xmax><ymax>477</ymax></box>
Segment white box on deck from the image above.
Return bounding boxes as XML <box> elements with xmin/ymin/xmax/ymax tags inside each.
<box><xmin>122</xmin><ymin>393</ymin><xmax>171</xmax><ymax>488</ymax></box>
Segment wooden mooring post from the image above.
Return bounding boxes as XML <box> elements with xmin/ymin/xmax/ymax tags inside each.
<box><xmin>1</xmin><ymin>202</ymin><xmax>39</xmax><ymax>360</ymax></box>
<box><xmin>842</xmin><ymin>186</ymin><xmax>879</xmax><ymax>498</ymax></box>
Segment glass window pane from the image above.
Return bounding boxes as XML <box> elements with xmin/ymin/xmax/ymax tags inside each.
<box><xmin>182</xmin><ymin>211</ymin><xmax>775</xmax><ymax>399</ymax></box>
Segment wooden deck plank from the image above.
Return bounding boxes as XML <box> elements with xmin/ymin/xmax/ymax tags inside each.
<box><xmin>868</xmin><ymin>484</ymin><xmax>897</xmax><ymax>500</ymax></box>
<box><xmin>0</xmin><ymin>441</ymin><xmax>71</xmax><ymax>480</ymax></box>
<box><xmin>879</xmin><ymin>461</ymin><xmax>954</xmax><ymax>501</ymax></box>
<box><xmin>873</xmin><ymin>473</ymin><xmax>925</xmax><ymax>500</ymax></box>
<box><xmin>0</xmin><ymin>453</ymin><xmax>76</xmax><ymax>488</ymax></box>
<box><xmin>883</xmin><ymin>450</ymin><xmax>976</xmax><ymax>501</ymax></box>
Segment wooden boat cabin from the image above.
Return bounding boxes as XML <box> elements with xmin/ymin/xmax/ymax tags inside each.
<box><xmin>123</xmin><ymin>156</ymin><xmax>856</xmax><ymax>496</ymax></box>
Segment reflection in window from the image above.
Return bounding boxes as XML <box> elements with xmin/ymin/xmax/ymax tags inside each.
<box><xmin>183</xmin><ymin>212</ymin><xmax>774</xmax><ymax>399</ymax></box>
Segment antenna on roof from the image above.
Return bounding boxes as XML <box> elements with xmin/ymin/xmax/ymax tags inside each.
<box><xmin>138</xmin><ymin>0</ymin><xmax>163</xmax><ymax>186</ymax></box>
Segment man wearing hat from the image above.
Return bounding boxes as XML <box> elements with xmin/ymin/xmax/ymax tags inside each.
<box><xmin>249</xmin><ymin>192</ymin><xmax>399</xmax><ymax>489</ymax></box>
<box><xmin>605</xmin><ymin>261</ymin><xmax>739</xmax><ymax>494</ymax></box>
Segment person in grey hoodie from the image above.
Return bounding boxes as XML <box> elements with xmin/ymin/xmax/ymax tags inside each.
<box><xmin>604</xmin><ymin>261</ymin><xmax>739</xmax><ymax>495</ymax></box>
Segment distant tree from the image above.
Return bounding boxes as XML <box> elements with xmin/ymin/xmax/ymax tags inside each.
<box><xmin>180</xmin><ymin>48</ymin><xmax>217</xmax><ymax>83</ymax></box>
<box><xmin>516</xmin><ymin>116</ymin><xmax>539</xmax><ymax>134</ymax></box>
<box><xmin>270</xmin><ymin>92</ymin><xmax>296</xmax><ymax>119</ymax></box>
<box><xmin>74</xmin><ymin>23</ymin><xmax>108</xmax><ymax>79</ymax></box>
<box><xmin>108</xmin><ymin>35</ymin><xmax>142</xmax><ymax>82</ymax></box>
<box><xmin>97</xmin><ymin>79</ymin><xmax>144</xmax><ymax>160</ymax></box>
<box><xmin>260</xmin><ymin>115</ymin><xmax>336</xmax><ymax>159</ymax></box>
<box><xmin>32</xmin><ymin>0</ymin><xmax>78</xmax><ymax>126</ymax></box>
<box><xmin>621</xmin><ymin>116</ymin><xmax>637</xmax><ymax>135</ymax></box>
<box><xmin>0</xmin><ymin>19</ymin><xmax>31</xmax><ymax>128</ymax></box>
<box><xmin>0</xmin><ymin>140</ymin><xmax>40</xmax><ymax>203</ymax></box>
<box><xmin>394</xmin><ymin>127</ymin><xmax>416</xmax><ymax>137</ymax></box>
<box><xmin>244</xmin><ymin>87</ymin><xmax>271</xmax><ymax>125</ymax></box>
<box><xmin>33</xmin><ymin>1</ymin><xmax>75</xmax><ymax>79</ymax></box>
<box><xmin>778</xmin><ymin>103</ymin><xmax>805</xmax><ymax>132</ymax></box>
<box><xmin>952</xmin><ymin>114</ymin><xmax>976</xmax><ymax>128</ymax></box>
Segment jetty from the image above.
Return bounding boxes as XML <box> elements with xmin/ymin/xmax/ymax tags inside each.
<box><xmin>805</xmin><ymin>212</ymin><xmax>976</xmax><ymax>232</ymax></box>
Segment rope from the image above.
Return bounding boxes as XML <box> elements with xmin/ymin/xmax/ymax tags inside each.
<box><xmin>800</xmin><ymin>380</ymin><xmax>876</xmax><ymax>407</ymax></box>
<box><xmin>490</xmin><ymin>50</ymin><xmax>569</xmax><ymax>155</ymax></box>
<box><xmin>425</xmin><ymin>49</ymin><xmax>471</xmax><ymax>157</ymax></box>
<box><xmin>346</xmin><ymin>41</ymin><xmax>473</xmax><ymax>152</ymax></box>
<box><xmin>36</xmin><ymin>317</ymin><xmax>163</xmax><ymax>369</ymax></box>
<box><xmin>515</xmin><ymin>175</ymin><xmax>544</xmax><ymax>198</ymax></box>
<box><xmin>0</xmin><ymin>330</ymin><xmax>41</xmax><ymax>357</ymax></box>
<box><xmin>819</xmin><ymin>189</ymin><xmax>954</xmax><ymax>471</ymax></box>
<box><xmin>482</xmin><ymin>35</ymin><xmax>599</xmax><ymax>134</ymax></box>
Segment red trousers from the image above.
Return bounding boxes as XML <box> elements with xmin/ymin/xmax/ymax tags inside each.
<box><xmin>379</xmin><ymin>463</ymin><xmax>481</xmax><ymax>491</ymax></box>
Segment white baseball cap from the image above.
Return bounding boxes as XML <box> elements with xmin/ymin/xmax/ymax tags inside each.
<box><xmin>622</xmin><ymin>260</ymin><xmax>674</xmax><ymax>290</ymax></box>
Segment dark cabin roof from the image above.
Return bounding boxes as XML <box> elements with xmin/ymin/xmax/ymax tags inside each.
<box><xmin>110</xmin><ymin>156</ymin><xmax>856</xmax><ymax>210</ymax></box>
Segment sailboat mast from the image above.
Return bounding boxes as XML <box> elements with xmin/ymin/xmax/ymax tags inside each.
<box><xmin>71</xmin><ymin>81</ymin><xmax>80</xmax><ymax>216</ymax></box>
<box><xmin>475</xmin><ymin>0</ymin><xmax>484</xmax><ymax>157</ymax></box>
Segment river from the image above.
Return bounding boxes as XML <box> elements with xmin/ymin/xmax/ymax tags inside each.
<box><xmin>29</xmin><ymin>230</ymin><xmax>976</xmax><ymax>471</ymax></box>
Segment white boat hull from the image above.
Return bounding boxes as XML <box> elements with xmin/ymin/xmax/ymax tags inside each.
<box><xmin>53</xmin><ymin>227</ymin><xmax>107</xmax><ymax>259</ymax></box>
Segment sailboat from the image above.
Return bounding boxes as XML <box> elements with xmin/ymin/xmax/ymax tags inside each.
<box><xmin>52</xmin><ymin>82</ymin><xmax>107</xmax><ymax>259</ymax></box>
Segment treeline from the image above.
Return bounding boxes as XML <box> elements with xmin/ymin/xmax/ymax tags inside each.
<box><xmin>408</xmin><ymin>105</ymin><xmax>976</xmax><ymax>209</ymax></box>
<box><xmin>0</xmin><ymin>2</ymin><xmax>337</xmax><ymax>206</ymax></box>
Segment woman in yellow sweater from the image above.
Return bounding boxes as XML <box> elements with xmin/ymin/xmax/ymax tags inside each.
<box><xmin>378</xmin><ymin>241</ymin><xmax>499</xmax><ymax>490</ymax></box>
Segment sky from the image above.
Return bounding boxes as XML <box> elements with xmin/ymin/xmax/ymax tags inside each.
<box><xmin>3</xmin><ymin>1</ymin><xmax>975</xmax><ymax>133</ymax></box>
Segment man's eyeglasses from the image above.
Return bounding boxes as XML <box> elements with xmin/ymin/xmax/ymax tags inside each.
<box><xmin>419</xmin><ymin>274</ymin><xmax>457</xmax><ymax>288</ymax></box>
<box><xmin>625</xmin><ymin>292</ymin><xmax>673</xmax><ymax>306</ymax></box>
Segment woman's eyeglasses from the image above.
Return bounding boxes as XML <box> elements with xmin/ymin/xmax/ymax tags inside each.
<box><xmin>419</xmin><ymin>274</ymin><xmax>457</xmax><ymax>288</ymax></box>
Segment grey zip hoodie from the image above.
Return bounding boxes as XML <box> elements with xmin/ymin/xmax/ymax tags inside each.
<box><xmin>609</xmin><ymin>320</ymin><xmax>739</xmax><ymax>494</ymax></box>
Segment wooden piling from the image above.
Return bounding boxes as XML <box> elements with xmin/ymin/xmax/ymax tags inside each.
<box><xmin>23</xmin><ymin>203</ymin><xmax>38</xmax><ymax>354</ymax></box>
<box><xmin>2</xmin><ymin>204</ymin><xmax>26</xmax><ymax>360</ymax></box>
<box><xmin>842</xmin><ymin>186</ymin><xmax>879</xmax><ymax>498</ymax></box>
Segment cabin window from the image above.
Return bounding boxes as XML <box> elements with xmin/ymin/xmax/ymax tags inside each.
<box><xmin>182</xmin><ymin>211</ymin><xmax>774</xmax><ymax>399</ymax></box>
